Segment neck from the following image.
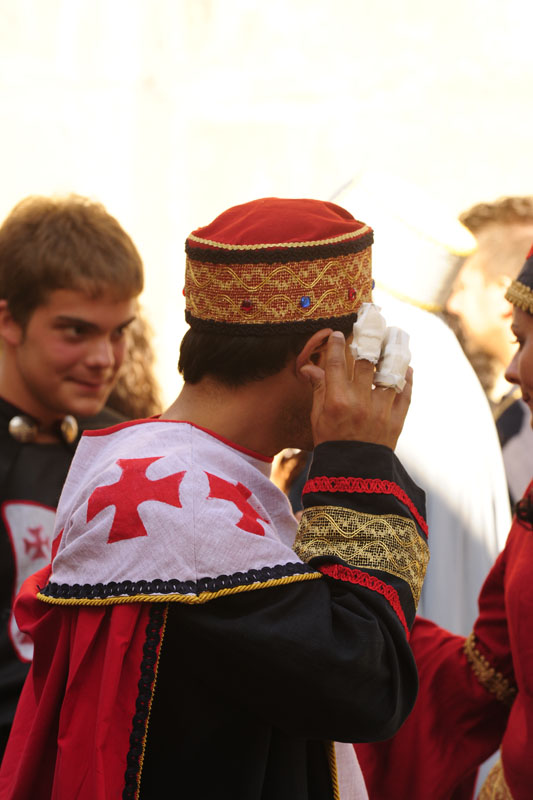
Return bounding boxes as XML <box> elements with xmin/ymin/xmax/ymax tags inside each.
<box><xmin>161</xmin><ymin>372</ymin><xmax>297</xmax><ymax>459</ymax></box>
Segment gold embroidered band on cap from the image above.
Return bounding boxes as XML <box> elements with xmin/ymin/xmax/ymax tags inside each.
<box><xmin>506</xmin><ymin>280</ymin><xmax>533</xmax><ymax>316</ymax></box>
<box><xmin>294</xmin><ymin>505</ymin><xmax>429</xmax><ymax>606</ymax></box>
<box><xmin>185</xmin><ymin>250</ymin><xmax>372</xmax><ymax>326</ymax></box>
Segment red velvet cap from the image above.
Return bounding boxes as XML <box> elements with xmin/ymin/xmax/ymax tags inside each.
<box><xmin>184</xmin><ymin>197</ymin><xmax>373</xmax><ymax>335</ymax></box>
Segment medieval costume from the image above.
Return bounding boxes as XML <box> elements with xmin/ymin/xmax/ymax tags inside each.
<box><xmin>0</xmin><ymin>397</ymin><xmax>123</xmax><ymax>755</ymax></box>
<box><xmin>355</xmin><ymin>243</ymin><xmax>533</xmax><ymax>800</ymax></box>
<box><xmin>0</xmin><ymin>198</ymin><xmax>429</xmax><ymax>799</ymax></box>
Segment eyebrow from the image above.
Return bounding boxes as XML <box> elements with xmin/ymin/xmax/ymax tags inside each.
<box><xmin>54</xmin><ymin>315</ymin><xmax>136</xmax><ymax>332</ymax></box>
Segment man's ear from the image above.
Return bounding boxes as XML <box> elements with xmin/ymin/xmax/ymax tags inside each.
<box><xmin>0</xmin><ymin>300</ymin><xmax>24</xmax><ymax>347</ymax></box>
<box><xmin>295</xmin><ymin>328</ymin><xmax>334</xmax><ymax>377</ymax></box>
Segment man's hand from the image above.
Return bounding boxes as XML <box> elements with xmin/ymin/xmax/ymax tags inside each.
<box><xmin>300</xmin><ymin>331</ymin><xmax>413</xmax><ymax>450</ymax></box>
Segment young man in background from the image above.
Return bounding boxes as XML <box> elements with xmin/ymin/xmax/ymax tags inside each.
<box><xmin>0</xmin><ymin>194</ymin><xmax>144</xmax><ymax>756</ymax></box>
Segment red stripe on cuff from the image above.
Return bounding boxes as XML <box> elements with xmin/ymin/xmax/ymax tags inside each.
<box><xmin>319</xmin><ymin>563</ymin><xmax>409</xmax><ymax>636</ymax></box>
<box><xmin>303</xmin><ymin>476</ymin><xmax>428</xmax><ymax>538</ymax></box>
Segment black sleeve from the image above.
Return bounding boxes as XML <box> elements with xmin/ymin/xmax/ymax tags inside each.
<box><xmin>160</xmin><ymin>573</ymin><xmax>418</xmax><ymax>744</ymax></box>
<box><xmin>157</xmin><ymin>440</ymin><xmax>428</xmax><ymax>745</ymax></box>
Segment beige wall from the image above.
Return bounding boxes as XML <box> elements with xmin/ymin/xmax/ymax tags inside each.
<box><xmin>1</xmin><ymin>0</ymin><xmax>533</xmax><ymax>402</ymax></box>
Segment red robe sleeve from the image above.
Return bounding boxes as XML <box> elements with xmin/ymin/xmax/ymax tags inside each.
<box><xmin>355</xmin><ymin>508</ymin><xmax>529</xmax><ymax>800</ymax></box>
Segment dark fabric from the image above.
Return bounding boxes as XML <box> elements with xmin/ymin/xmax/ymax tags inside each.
<box><xmin>142</xmin><ymin>572</ymin><xmax>416</xmax><ymax>798</ymax></box>
<box><xmin>0</xmin><ymin>397</ymin><xmax>125</xmax><ymax>755</ymax></box>
<box><xmin>141</xmin><ymin>442</ymin><xmax>425</xmax><ymax>798</ymax></box>
<box><xmin>496</xmin><ymin>397</ymin><xmax>525</xmax><ymax>449</ymax></box>
<box><xmin>0</xmin><ymin>436</ymin><xmax>425</xmax><ymax>798</ymax></box>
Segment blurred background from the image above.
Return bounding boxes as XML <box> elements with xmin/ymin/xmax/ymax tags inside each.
<box><xmin>2</xmin><ymin>0</ymin><xmax>533</xmax><ymax>403</ymax></box>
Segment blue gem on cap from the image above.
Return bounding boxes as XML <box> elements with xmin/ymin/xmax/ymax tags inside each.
<box><xmin>300</xmin><ymin>296</ymin><xmax>311</xmax><ymax>309</ymax></box>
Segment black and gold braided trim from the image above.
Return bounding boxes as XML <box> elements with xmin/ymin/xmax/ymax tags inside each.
<box><xmin>464</xmin><ymin>632</ymin><xmax>517</xmax><ymax>707</ymax></box>
<box><xmin>37</xmin><ymin>562</ymin><xmax>320</xmax><ymax>606</ymax></box>
<box><xmin>123</xmin><ymin>604</ymin><xmax>167</xmax><ymax>799</ymax></box>
<box><xmin>505</xmin><ymin>280</ymin><xmax>533</xmax><ymax>315</ymax></box>
<box><xmin>185</xmin><ymin>231</ymin><xmax>374</xmax><ymax>265</ymax></box>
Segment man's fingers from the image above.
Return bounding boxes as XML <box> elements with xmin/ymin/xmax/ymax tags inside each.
<box><xmin>299</xmin><ymin>363</ymin><xmax>325</xmax><ymax>391</ymax></box>
<box><xmin>388</xmin><ymin>367</ymin><xmax>413</xmax><ymax>441</ymax></box>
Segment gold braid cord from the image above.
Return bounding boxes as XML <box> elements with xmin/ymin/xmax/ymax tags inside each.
<box><xmin>36</xmin><ymin>572</ymin><xmax>322</xmax><ymax>607</ymax></box>
<box><xmin>463</xmin><ymin>633</ymin><xmax>517</xmax><ymax>706</ymax></box>
<box><xmin>294</xmin><ymin>506</ymin><xmax>429</xmax><ymax>606</ymax></box>
<box><xmin>478</xmin><ymin>758</ymin><xmax>514</xmax><ymax>800</ymax></box>
<box><xmin>326</xmin><ymin>742</ymin><xmax>341</xmax><ymax>800</ymax></box>
<box><xmin>505</xmin><ymin>280</ymin><xmax>533</xmax><ymax>315</ymax></box>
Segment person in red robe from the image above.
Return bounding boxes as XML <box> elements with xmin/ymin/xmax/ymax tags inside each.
<box><xmin>356</xmin><ymin>241</ymin><xmax>533</xmax><ymax>800</ymax></box>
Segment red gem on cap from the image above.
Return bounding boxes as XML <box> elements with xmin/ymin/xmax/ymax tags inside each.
<box><xmin>241</xmin><ymin>299</ymin><xmax>253</xmax><ymax>312</ymax></box>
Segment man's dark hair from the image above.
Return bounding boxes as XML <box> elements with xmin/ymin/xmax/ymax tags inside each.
<box><xmin>179</xmin><ymin>320</ymin><xmax>354</xmax><ymax>386</ymax></box>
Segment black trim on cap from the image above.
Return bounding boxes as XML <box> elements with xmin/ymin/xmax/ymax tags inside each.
<box><xmin>184</xmin><ymin>310</ymin><xmax>359</xmax><ymax>337</ymax></box>
<box><xmin>185</xmin><ymin>231</ymin><xmax>373</xmax><ymax>265</ymax></box>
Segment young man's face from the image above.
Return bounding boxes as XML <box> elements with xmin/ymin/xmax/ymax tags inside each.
<box><xmin>5</xmin><ymin>288</ymin><xmax>137</xmax><ymax>423</ymax></box>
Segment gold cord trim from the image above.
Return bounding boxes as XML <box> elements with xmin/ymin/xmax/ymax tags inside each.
<box><xmin>326</xmin><ymin>741</ymin><xmax>341</xmax><ymax>800</ymax></box>
<box><xmin>137</xmin><ymin>605</ymin><xmax>168</xmax><ymax>794</ymax></box>
<box><xmin>188</xmin><ymin>226</ymin><xmax>371</xmax><ymax>250</ymax></box>
<box><xmin>375</xmin><ymin>280</ymin><xmax>444</xmax><ymax>313</ymax></box>
<box><xmin>505</xmin><ymin>280</ymin><xmax>533</xmax><ymax>315</ymax></box>
<box><xmin>36</xmin><ymin>572</ymin><xmax>322</xmax><ymax>607</ymax></box>
<box><xmin>478</xmin><ymin>758</ymin><xmax>514</xmax><ymax>800</ymax></box>
<box><xmin>295</xmin><ymin>506</ymin><xmax>429</xmax><ymax>606</ymax></box>
<box><xmin>464</xmin><ymin>633</ymin><xmax>517</xmax><ymax>706</ymax></box>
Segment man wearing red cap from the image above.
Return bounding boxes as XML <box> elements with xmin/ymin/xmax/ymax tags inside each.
<box><xmin>0</xmin><ymin>198</ymin><xmax>428</xmax><ymax>799</ymax></box>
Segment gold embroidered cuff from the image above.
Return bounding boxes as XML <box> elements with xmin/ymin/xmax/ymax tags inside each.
<box><xmin>294</xmin><ymin>505</ymin><xmax>429</xmax><ymax>606</ymax></box>
<box><xmin>464</xmin><ymin>633</ymin><xmax>517</xmax><ymax>706</ymax></box>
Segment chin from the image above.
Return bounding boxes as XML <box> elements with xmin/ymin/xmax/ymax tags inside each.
<box><xmin>64</xmin><ymin>395</ymin><xmax>110</xmax><ymax>420</ymax></box>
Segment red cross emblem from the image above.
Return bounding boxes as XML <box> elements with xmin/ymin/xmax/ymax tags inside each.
<box><xmin>87</xmin><ymin>457</ymin><xmax>186</xmax><ymax>543</ymax></box>
<box><xmin>206</xmin><ymin>472</ymin><xmax>269</xmax><ymax>536</ymax></box>
<box><xmin>23</xmin><ymin>526</ymin><xmax>50</xmax><ymax>560</ymax></box>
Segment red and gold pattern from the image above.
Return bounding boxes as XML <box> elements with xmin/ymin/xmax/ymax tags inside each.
<box><xmin>185</xmin><ymin>250</ymin><xmax>372</xmax><ymax>326</ymax></box>
<box><xmin>463</xmin><ymin>632</ymin><xmax>517</xmax><ymax>706</ymax></box>
<box><xmin>302</xmin><ymin>476</ymin><xmax>428</xmax><ymax>537</ymax></box>
<box><xmin>184</xmin><ymin>197</ymin><xmax>373</xmax><ymax>329</ymax></box>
